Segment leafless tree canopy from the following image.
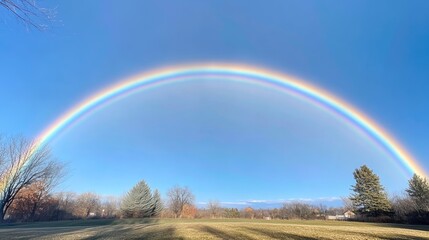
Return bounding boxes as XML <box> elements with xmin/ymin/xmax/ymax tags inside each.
<box><xmin>45</xmin><ymin>192</ymin><xmax>118</xmax><ymax>221</ymax></box>
<box><xmin>341</xmin><ymin>197</ymin><xmax>354</xmax><ymax>211</ymax></box>
<box><xmin>55</xmin><ymin>191</ymin><xmax>77</xmax><ymax>220</ymax></box>
<box><xmin>101</xmin><ymin>196</ymin><xmax>120</xmax><ymax>218</ymax></box>
<box><xmin>167</xmin><ymin>186</ymin><xmax>194</xmax><ymax>218</ymax></box>
<box><xmin>0</xmin><ymin>136</ymin><xmax>64</xmax><ymax>220</ymax></box>
<box><xmin>207</xmin><ymin>200</ymin><xmax>221</xmax><ymax>218</ymax></box>
<box><xmin>76</xmin><ymin>192</ymin><xmax>101</xmax><ymax>219</ymax></box>
<box><xmin>0</xmin><ymin>0</ymin><xmax>54</xmax><ymax>30</ymax></box>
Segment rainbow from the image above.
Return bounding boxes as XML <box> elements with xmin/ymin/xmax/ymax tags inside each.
<box><xmin>18</xmin><ymin>64</ymin><xmax>429</xmax><ymax>181</ymax></box>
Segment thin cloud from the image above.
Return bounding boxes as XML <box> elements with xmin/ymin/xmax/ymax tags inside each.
<box><xmin>197</xmin><ymin>196</ymin><xmax>342</xmax><ymax>208</ymax></box>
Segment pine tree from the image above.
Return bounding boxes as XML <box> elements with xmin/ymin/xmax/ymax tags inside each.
<box><xmin>151</xmin><ymin>189</ymin><xmax>163</xmax><ymax>217</ymax></box>
<box><xmin>406</xmin><ymin>174</ymin><xmax>429</xmax><ymax>212</ymax></box>
<box><xmin>121</xmin><ymin>180</ymin><xmax>155</xmax><ymax>218</ymax></box>
<box><xmin>350</xmin><ymin>165</ymin><xmax>391</xmax><ymax>216</ymax></box>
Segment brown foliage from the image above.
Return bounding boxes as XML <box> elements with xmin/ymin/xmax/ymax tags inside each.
<box><xmin>244</xmin><ymin>207</ymin><xmax>255</xmax><ymax>219</ymax></box>
<box><xmin>7</xmin><ymin>181</ymin><xmax>59</xmax><ymax>221</ymax></box>
<box><xmin>181</xmin><ymin>204</ymin><xmax>197</xmax><ymax>219</ymax></box>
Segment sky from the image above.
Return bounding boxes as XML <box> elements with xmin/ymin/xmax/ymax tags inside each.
<box><xmin>1</xmin><ymin>1</ymin><xmax>429</xmax><ymax>208</ymax></box>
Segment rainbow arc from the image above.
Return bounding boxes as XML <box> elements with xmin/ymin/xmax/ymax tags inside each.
<box><xmin>12</xmin><ymin>64</ymin><xmax>426</xmax><ymax>189</ymax></box>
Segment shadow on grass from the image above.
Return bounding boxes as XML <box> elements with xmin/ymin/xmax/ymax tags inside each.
<box><xmin>370</xmin><ymin>223</ymin><xmax>429</xmax><ymax>232</ymax></box>
<box><xmin>0</xmin><ymin>218</ymin><xmax>161</xmax><ymax>229</ymax></box>
<box><xmin>194</xmin><ymin>225</ymin><xmax>257</xmax><ymax>240</ymax></box>
<box><xmin>333</xmin><ymin>229</ymin><xmax>429</xmax><ymax>240</ymax></box>
<box><xmin>79</xmin><ymin>224</ymin><xmax>182</xmax><ymax>240</ymax></box>
<box><xmin>371</xmin><ymin>233</ymin><xmax>429</xmax><ymax>240</ymax></box>
<box><xmin>0</xmin><ymin>219</ymin><xmax>117</xmax><ymax>229</ymax></box>
<box><xmin>0</xmin><ymin>218</ymin><xmax>165</xmax><ymax>239</ymax></box>
<box><xmin>242</xmin><ymin>226</ymin><xmax>320</xmax><ymax>240</ymax></box>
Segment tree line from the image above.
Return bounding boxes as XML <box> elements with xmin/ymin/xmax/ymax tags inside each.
<box><xmin>0</xmin><ymin>136</ymin><xmax>428</xmax><ymax>224</ymax></box>
<box><xmin>349</xmin><ymin>165</ymin><xmax>429</xmax><ymax>224</ymax></box>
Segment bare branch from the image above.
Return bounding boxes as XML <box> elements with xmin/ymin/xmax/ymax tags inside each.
<box><xmin>0</xmin><ymin>135</ymin><xmax>63</xmax><ymax>221</ymax></box>
<box><xmin>0</xmin><ymin>0</ymin><xmax>55</xmax><ymax>30</ymax></box>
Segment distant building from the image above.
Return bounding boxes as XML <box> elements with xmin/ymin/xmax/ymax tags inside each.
<box><xmin>344</xmin><ymin>210</ymin><xmax>356</xmax><ymax>219</ymax></box>
<box><xmin>326</xmin><ymin>211</ymin><xmax>355</xmax><ymax>220</ymax></box>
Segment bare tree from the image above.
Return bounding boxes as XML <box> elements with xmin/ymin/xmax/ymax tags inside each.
<box><xmin>390</xmin><ymin>194</ymin><xmax>416</xmax><ymax>223</ymax></box>
<box><xmin>101</xmin><ymin>196</ymin><xmax>120</xmax><ymax>218</ymax></box>
<box><xmin>280</xmin><ymin>202</ymin><xmax>315</xmax><ymax>220</ymax></box>
<box><xmin>341</xmin><ymin>197</ymin><xmax>354</xmax><ymax>211</ymax></box>
<box><xmin>55</xmin><ymin>191</ymin><xmax>76</xmax><ymax>220</ymax></box>
<box><xmin>76</xmin><ymin>192</ymin><xmax>100</xmax><ymax>219</ymax></box>
<box><xmin>0</xmin><ymin>0</ymin><xmax>55</xmax><ymax>30</ymax></box>
<box><xmin>0</xmin><ymin>136</ymin><xmax>63</xmax><ymax>221</ymax></box>
<box><xmin>207</xmin><ymin>200</ymin><xmax>221</xmax><ymax>218</ymax></box>
<box><xmin>28</xmin><ymin>161</ymin><xmax>64</xmax><ymax>221</ymax></box>
<box><xmin>167</xmin><ymin>186</ymin><xmax>194</xmax><ymax>218</ymax></box>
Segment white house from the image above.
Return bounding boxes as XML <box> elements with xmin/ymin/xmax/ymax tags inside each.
<box><xmin>344</xmin><ymin>210</ymin><xmax>356</xmax><ymax>219</ymax></box>
<box><xmin>326</xmin><ymin>211</ymin><xmax>355</xmax><ymax>220</ymax></box>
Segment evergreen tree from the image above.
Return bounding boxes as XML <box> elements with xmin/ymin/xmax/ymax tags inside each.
<box><xmin>151</xmin><ymin>189</ymin><xmax>163</xmax><ymax>217</ymax></box>
<box><xmin>406</xmin><ymin>174</ymin><xmax>429</xmax><ymax>212</ymax></box>
<box><xmin>350</xmin><ymin>165</ymin><xmax>391</xmax><ymax>216</ymax></box>
<box><xmin>121</xmin><ymin>180</ymin><xmax>156</xmax><ymax>218</ymax></box>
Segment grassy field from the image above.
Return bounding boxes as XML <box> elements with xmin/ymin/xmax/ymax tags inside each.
<box><xmin>0</xmin><ymin>218</ymin><xmax>428</xmax><ymax>239</ymax></box>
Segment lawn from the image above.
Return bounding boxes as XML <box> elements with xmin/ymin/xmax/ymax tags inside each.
<box><xmin>0</xmin><ymin>219</ymin><xmax>428</xmax><ymax>239</ymax></box>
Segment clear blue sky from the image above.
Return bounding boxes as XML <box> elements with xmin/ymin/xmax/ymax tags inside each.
<box><xmin>1</xmin><ymin>1</ymin><xmax>429</xmax><ymax>207</ymax></box>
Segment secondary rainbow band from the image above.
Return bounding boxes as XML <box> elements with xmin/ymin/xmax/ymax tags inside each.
<box><xmin>31</xmin><ymin>64</ymin><xmax>428</xmax><ymax>178</ymax></box>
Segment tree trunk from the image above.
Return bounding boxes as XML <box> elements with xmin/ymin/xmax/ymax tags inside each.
<box><xmin>30</xmin><ymin>202</ymin><xmax>38</xmax><ymax>221</ymax></box>
<box><xmin>0</xmin><ymin>202</ymin><xmax>6</xmax><ymax>222</ymax></box>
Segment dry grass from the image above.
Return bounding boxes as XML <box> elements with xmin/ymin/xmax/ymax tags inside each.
<box><xmin>0</xmin><ymin>219</ymin><xmax>428</xmax><ymax>239</ymax></box>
